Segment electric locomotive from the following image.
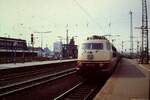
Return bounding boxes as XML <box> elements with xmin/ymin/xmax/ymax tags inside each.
<box><xmin>76</xmin><ymin>35</ymin><xmax>117</xmax><ymax>76</ymax></box>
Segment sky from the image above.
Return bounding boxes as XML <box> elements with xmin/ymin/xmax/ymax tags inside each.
<box><xmin>0</xmin><ymin>0</ymin><xmax>150</xmax><ymax>52</ymax></box>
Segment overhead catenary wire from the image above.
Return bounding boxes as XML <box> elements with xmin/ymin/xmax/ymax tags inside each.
<box><xmin>72</xmin><ymin>0</ymin><xmax>105</xmax><ymax>33</ymax></box>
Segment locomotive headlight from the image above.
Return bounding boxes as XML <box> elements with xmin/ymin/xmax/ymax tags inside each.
<box><xmin>77</xmin><ymin>61</ymin><xmax>82</xmax><ymax>66</ymax></box>
<box><xmin>76</xmin><ymin>67</ymin><xmax>80</xmax><ymax>70</ymax></box>
<box><xmin>99</xmin><ymin>63</ymin><xmax>104</xmax><ymax>67</ymax></box>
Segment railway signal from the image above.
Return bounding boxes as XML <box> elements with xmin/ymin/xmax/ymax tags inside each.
<box><xmin>31</xmin><ymin>33</ymin><xmax>34</xmax><ymax>45</ymax></box>
<box><xmin>31</xmin><ymin>33</ymin><xmax>34</xmax><ymax>60</ymax></box>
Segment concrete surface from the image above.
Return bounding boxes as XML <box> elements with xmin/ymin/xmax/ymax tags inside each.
<box><xmin>0</xmin><ymin>59</ymin><xmax>77</xmax><ymax>70</ymax></box>
<box><xmin>94</xmin><ymin>58</ymin><xmax>149</xmax><ymax>100</ymax></box>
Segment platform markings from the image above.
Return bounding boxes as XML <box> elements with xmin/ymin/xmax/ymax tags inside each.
<box><xmin>139</xmin><ymin>64</ymin><xmax>150</xmax><ymax>72</ymax></box>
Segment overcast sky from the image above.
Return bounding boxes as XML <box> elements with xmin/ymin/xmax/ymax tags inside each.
<box><xmin>0</xmin><ymin>0</ymin><xmax>149</xmax><ymax>51</ymax></box>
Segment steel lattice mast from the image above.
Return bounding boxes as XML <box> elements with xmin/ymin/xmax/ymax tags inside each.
<box><xmin>141</xmin><ymin>0</ymin><xmax>149</xmax><ymax>63</ymax></box>
<box><xmin>129</xmin><ymin>11</ymin><xmax>133</xmax><ymax>57</ymax></box>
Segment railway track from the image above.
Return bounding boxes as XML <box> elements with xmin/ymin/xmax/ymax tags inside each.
<box><xmin>0</xmin><ymin>63</ymin><xmax>76</xmax><ymax>88</ymax></box>
<box><xmin>0</xmin><ymin>68</ymin><xmax>76</xmax><ymax>98</ymax></box>
<box><xmin>54</xmin><ymin>80</ymin><xmax>101</xmax><ymax>100</ymax></box>
<box><xmin>0</xmin><ymin>62</ymin><xmax>76</xmax><ymax>82</ymax></box>
<box><xmin>0</xmin><ymin>68</ymin><xmax>53</xmax><ymax>81</ymax></box>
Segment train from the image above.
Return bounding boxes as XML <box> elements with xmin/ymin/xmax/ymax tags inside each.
<box><xmin>76</xmin><ymin>35</ymin><xmax>120</xmax><ymax>76</ymax></box>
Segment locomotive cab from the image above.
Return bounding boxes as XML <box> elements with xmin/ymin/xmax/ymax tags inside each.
<box><xmin>77</xmin><ymin>35</ymin><xmax>114</xmax><ymax>75</ymax></box>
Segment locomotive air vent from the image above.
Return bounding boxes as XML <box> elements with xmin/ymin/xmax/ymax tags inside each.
<box><xmin>87</xmin><ymin>54</ymin><xmax>94</xmax><ymax>60</ymax></box>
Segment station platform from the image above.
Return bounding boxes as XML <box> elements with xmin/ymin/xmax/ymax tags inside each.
<box><xmin>0</xmin><ymin>59</ymin><xmax>77</xmax><ymax>70</ymax></box>
<box><xmin>94</xmin><ymin>58</ymin><xmax>149</xmax><ymax>100</ymax></box>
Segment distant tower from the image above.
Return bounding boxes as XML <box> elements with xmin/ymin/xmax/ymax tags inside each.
<box><xmin>66</xmin><ymin>24</ymin><xmax>69</xmax><ymax>45</ymax></box>
<box><xmin>141</xmin><ymin>0</ymin><xmax>149</xmax><ymax>64</ymax></box>
<box><xmin>66</xmin><ymin>29</ymin><xmax>69</xmax><ymax>45</ymax></box>
<box><xmin>129</xmin><ymin>11</ymin><xmax>133</xmax><ymax>57</ymax></box>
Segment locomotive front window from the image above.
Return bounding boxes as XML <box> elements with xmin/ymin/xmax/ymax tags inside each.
<box><xmin>82</xmin><ymin>43</ymin><xmax>103</xmax><ymax>50</ymax></box>
<box><xmin>92</xmin><ymin>43</ymin><xmax>103</xmax><ymax>49</ymax></box>
<box><xmin>82</xmin><ymin>43</ymin><xmax>92</xmax><ymax>49</ymax></box>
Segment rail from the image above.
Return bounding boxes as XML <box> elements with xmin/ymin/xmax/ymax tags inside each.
<box><xmin>0</xmin><ymin>68</ymin><xmax>76</xmax><ymax>97</ymax></box>
<box><xmin>54</xmin><ymin>80</ymin><xmax>100</xmax><ymax>100</ymax></box>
